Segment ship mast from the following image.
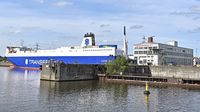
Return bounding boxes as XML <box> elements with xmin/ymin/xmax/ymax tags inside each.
<box><xmin>35</xmin><ymin>43</ymin><xmax>39</xmax><ymax>50</ymax></box>
<box><xmin>20</xmin><ymin>40</ymin><xmax>24</xmax><ymax>47</ymax></box>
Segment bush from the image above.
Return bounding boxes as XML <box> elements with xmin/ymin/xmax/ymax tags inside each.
<box><xmin>105</xmin><ymin>56</ymin><xmax>128</xmax><ymax>75</ymax></box>
<box><xmin>0</xmin><ymin>56</ymin><xmax>7</xmax><ymax>62</ymax></box>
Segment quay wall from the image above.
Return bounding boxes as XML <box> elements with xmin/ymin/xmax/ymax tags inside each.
<box><xmin>150</xmin><ymin>66</ymin><xmax>200</xmax><ymax>80</ymax></box>
<box><xmin>41</xmin><ymin>61</ymin><xmax>200</xmax><ymax>82</ymax></box>
<box><xmin>123</xmin><ymin>65</ymin><xmax>151</xmax><ymax>77</ymax></box>
<box><xmin>41</xmin><ymin>61</ymin><xmax>105</xmax><ymax>81</ymax></box>
<box><xmin>105</xmin><ymin>65</ymin><xmax>200</xmax><ymax>86</ymax></box>
<box><xmin>124</xmin><ymin>65</ymin><xmax>200</xmax><ymax>80</ymax></box>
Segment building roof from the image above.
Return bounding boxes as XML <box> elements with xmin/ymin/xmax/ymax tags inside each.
<box><xmin>134</xmin><ymin>42</ymin><xmax>193</xmax><ymax>50</ymax></box>
<box><xmin>134</xmin><ymin>42</ymin><xmax>158</xmax><ymax>46</ymax></box>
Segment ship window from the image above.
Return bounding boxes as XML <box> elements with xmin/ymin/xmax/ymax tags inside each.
<box><xmin>134</xmin><ymin>51</ymin><xmax>138</xmax><ymax>54</ymax></box>
<box><xmin>139</xmin><ymin>47</ymin><xmax>143</xmax><ymax>49</ymax></box>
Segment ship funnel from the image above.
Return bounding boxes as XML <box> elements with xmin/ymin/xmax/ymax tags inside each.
<box><xmin>148</xmin><ymin>36</ymin><xmax>154</xmax><ymax>43</ymax></box>
<box><xmin>81</xmin><ymin>32</ymin><xmax>96</xmax><ymax>47</ymax></box>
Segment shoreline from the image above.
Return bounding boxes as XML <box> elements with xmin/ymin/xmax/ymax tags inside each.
<box><xmin>105</xmin><ymin>79</ymin><xmax>200</xmax><ymax>89</ymax></box>
<box><xmin>0</xmin><ymin>63</ymin><xmax>13</xmax><ymax>67</ymax></box>
<box><xmin>99</xmin><ymin>74</ymin><xmax>200</xmax><ymax>89</ymax></box>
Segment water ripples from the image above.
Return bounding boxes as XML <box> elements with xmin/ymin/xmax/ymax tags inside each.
<box><xmin>0</xmin><ymin>67</ymin><xmax>200</xmax><ymax>112</ymax></box>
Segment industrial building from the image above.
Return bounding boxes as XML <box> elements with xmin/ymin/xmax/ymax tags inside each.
<box><xmin>133</xmin><ymin>37</ymin><xmax>193</xmax><ymax>66</ymax></box>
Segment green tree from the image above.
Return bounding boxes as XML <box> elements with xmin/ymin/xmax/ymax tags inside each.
<box><xmin>105</xmin><ymin>56</ymin><xmax>128</xmax><ymax>75</ymax></box>
<box><xmin>0</xmin><ymin>56</ymin><xmax>7</xmax><ymax>62</ymax></box>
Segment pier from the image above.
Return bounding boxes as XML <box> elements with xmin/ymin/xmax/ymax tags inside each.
<box><xmin>41</xmin><ymin>60</ymin><xmax>105</xmax><ymax>81</ymax></box>
<box><xmin>40</xmin><ymin>60</ymin><xmax>200</xmax><ymax>88</ymax></box>
<box><xmin>101</xmin><ymin>65</ymin><xmax>200</xmax><ymax>88</ymax></box>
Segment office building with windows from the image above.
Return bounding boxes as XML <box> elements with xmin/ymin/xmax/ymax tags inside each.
<box><xmin>133</xmin><ymin>37</ymin><xmax>193</xmax><ymax>66</ymax></box>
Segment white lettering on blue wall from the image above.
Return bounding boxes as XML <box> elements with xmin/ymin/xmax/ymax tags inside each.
<box><xmin>28</xmin><ymin>60</ymin><xmax>48</xmax><ymax>65</ymax></box>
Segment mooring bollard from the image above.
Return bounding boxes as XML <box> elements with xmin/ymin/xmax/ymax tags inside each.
<box><xmin>144</xmin><ymin>81</ymin><xmax>150</xmax><ymax>95</ymax></box>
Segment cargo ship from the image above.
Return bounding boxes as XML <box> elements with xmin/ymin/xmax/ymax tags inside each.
<box><xmin>5</xmin><ymin>33</ymin><xmax>124</xmax><ymax>69</ymax></box>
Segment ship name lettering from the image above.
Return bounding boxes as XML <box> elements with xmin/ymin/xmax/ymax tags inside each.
<box><xmin>29</xmin><ymin>60</ymin><xmax>48</xmax><ymax>65</ymax></box>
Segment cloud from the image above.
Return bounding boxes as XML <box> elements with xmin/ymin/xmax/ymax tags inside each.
<box><xmin>171</xmin><ymin>5</ymin><xmax>200</xmax><ymax>20</ymax></box>
<box><xmin>188</xmin><ymin>27</ymin><xmax>200</xmax><ymax>33</ymax></box>
<box><xmin>171</xmin><ymin>11</ymin><xmax>196</xmax><ymax>16</ymax></box>
<box><xmin>53</xmin><ymin>1</ymin><xmax>73</xmax><ymax>8</ymax></box>
<box><xmin>21</xmin><ymin>26</ymin><xmax>40</xmax><ymax>30</ymax></box>
<box><xmin>130</xmin><ymin>25</ymin><xmax>143</xmax><ymax>30</ymax></box>
<box><xmin>102</xmin><ymin>30</ymin><xmax>111</xmax><ymax>33</ymax></box>
<box><xmin>0</xmin><ymin>26</ymin><xmax>23</xmax><ymax>36</ymax></box>
<box><xmin>190</xmin><ymin>5</ymin><xmax>200</xmax><ymax>12</ymax></box>
<box><xmin>100</xmin><ymin>24</ymin><xmax>110</xmax><ymax>28</ymax></box>
<box><xmin>0</xmin><ymin>0</ymin><xmax>200</xmax><ymax>55</ymax></box>
<box><xmin>35</xmin><ymin>0</ymin><xmax>45</xmax><ymax>4</ymax></box>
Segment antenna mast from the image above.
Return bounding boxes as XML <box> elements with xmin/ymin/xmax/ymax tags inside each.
<box><xmin>35</xmin><ymin>43</ymin><xmax>39</xmax><ymax>50</ymax></box>
<box><xmin>123</xmin><ymin>26</ymin><xmax>128</xmax><ymax>59</ymax></box>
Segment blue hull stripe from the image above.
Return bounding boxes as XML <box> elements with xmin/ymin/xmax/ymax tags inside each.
<box><xmin>7</xmin><ymin>56</ymin><xmax>116</xmax><ymax>68</ymax></box>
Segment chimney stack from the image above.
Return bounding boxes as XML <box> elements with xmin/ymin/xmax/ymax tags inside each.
<box><xmin>148</xmin><ymin>37</ymin><xmax>153</xmax><ymax>43</ymax></box>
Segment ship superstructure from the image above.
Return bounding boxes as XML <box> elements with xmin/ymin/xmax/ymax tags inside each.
<box><xmin>5</xmin><ymin>33</ymin><xmax>121</xmax><ymax>69</ymax></box>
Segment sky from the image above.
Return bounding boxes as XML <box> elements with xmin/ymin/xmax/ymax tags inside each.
<box><xmin>0</xmin><ymin>0</ymin><xmax>200</xmax><ymax>56</ymax></box>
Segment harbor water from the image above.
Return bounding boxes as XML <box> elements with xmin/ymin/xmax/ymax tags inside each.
<box><xmin>0</xmin><ymin>67</ymin><xmax>200</xmax><ymax>112</ymax></box>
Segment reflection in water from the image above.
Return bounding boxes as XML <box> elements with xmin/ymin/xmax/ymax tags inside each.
<box><xmin>0</xmin><ymin>67</ymin><xmax>200</xmax><ymax>112</ymax></box>
<box><xmin>2</xmin><ymin>67</ymin><xmax>40</xmax><ymax>81</ymax></box>
<box><xmin>0</xmin><ymin>67</ymin><xmax>41</xmax><ymax>112</ymax></box>
<box><xmin>39</xmin><ymin>81</ymin><xmax>129</xmax><ymax>112</ymax></box>
<box><xmin>145</xmin><ymin>95</ymin><xmax>150</xmax><ymax>112</ymax></box>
